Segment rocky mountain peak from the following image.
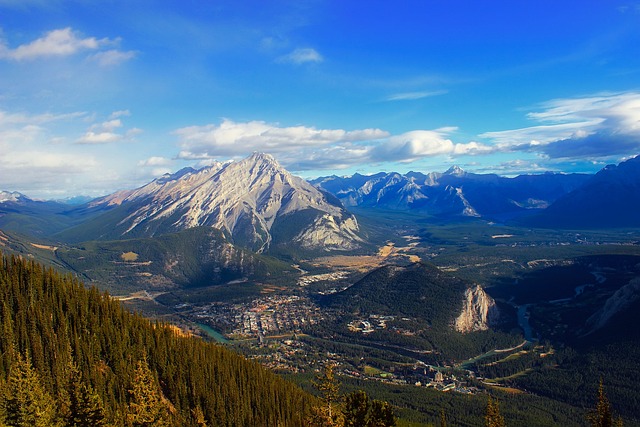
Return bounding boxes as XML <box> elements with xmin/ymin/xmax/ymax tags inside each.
<box><xmin>80</xmin><ymin>153</ymin><xmax>362</xmax><ymax>253</ymax></box>
<box><xmin>444</xmin><ymin>165</ymin><xmax>466</xmax><ymax>176</ymax></box>
<box><xmin>0</xmin><ymin>191</ymin><xmax>28</xmax><ymax>204</ymax></box>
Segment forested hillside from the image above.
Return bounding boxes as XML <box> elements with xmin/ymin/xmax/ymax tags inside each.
<box><xmin>0</xmin><ymin>254</ymin><xmax>312</xmax><ymax>426</ymax></box>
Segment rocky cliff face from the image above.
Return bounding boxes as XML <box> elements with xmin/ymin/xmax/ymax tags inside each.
<box><xmin>454</xmin><ymin>285</ymin><xmax>500</xmax><ymax>333</ymax></box>
<box><xmin>87</xmin><ymin>153</ymin><xmax>362</xmax><ymax>252</ymax></box>
<box><xmin>586</xmin><ymin>277</ymin><xmax>640</xmax><ymax>332</ymax></box>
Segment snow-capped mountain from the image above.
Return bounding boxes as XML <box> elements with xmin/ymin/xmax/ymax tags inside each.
<box><xmin>0</xmin><ymin>191</ymin><xmax>29</xmax><ymax>204</ymax></box>
<box><xmin>70</xmin><ymin>153</ymin><xmax>362</xmax><ymax>252</ymax></box>
<box><xmin>312</xmin><ymin>166</ymin><xmax>590</xmax><ymax>219</ymax></box>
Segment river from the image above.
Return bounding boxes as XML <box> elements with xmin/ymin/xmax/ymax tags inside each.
<box><xmin>197</xmin><ymin>323</ymin><xmax>229</xmax><ymax>343</ymax></box>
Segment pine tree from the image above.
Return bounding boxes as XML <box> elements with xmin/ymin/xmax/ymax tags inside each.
<box><xmin>66</xmin><ymin>363</ymin><xmax>107</xmax><ymax>427</ymax></box>
<box><xmin>587</xmin><ymin>379</ymin><xmax>623</xmax><ymax>427</ymax></box>
<box><xmin>191</xmin><ymin>406</ymin><xmax>208</xmax><ymax>427</ymax></box>
<box><xmin>126</xmin><ymin>359</ymin><xmax>171</xmax><ymax>427</ymax></box>
<box><xmin>368</xmin><ymin>400</ymin><xmax>396</xmax><ymax>427</ymax></box>
<box><xmin>485</xmin><ymin>396</ymin><xmax>505</xmax><ymax>427</ymax></box>
<box><xmin>343</xmin><ymin>390</ymin><xmax>368</xmax><ymax>427</ymax></box>
<box><xmin>308</xmin><ymin>364</ymin><xmax>342</xmax><ymax>427</ymax></box>
<box><xmin>0</xmin><ymin>352</ymin><xmax>57</xmax><ymax>427</ymax></box>
<box><xmin>439</xmin><ymin>408</ymin><xmax>447</xmax><ymax>427</ymax></box>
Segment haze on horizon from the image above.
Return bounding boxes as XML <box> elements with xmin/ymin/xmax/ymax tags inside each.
<box><xmin>1</xmin><ymin>0</ymin><xmax>640</xmax><ymax>199</ymax></box>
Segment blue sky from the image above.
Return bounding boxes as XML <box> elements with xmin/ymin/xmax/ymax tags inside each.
<box><xmin>1</xmin><ymin>0</ymin><xmax>640</xmax><ymax>198</ymax></box>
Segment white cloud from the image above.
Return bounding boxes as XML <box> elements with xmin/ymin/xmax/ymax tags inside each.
<box><xmin>89</xmin><ymin>49</ymin><xmax>136</xmax><ymax>66</ymax></box>
<box><xmin>109</xmin><ymin>110</ymin><xmax>131</xmax><ymax>119</ymax></box>
<box><xmin>76</xmin><ymin>115</ymin><xmax>141</xmax><ymax>144</ymax></box>
<box><xmin>138</xmin><ymin>156</ymin><xmax>172</xmax><ymax>167</ymax></box>
<box><xmin>1</xmin><ymin>150</ymin><xmax>97</xmax><ymax>172</ymax></box>
<box><xmin>481</xmin><ymin>91</ymin><xmax>640</xmax><ymax>159</ymax></box>
<box><xmin>369</xmin><ymin>129</ymin><xmax>492</xmax><ymax>162</ymax></box>
<box><xmin>174</xmin><ymin>119</ymin><xmax>492</xmax><ymax>171</ymax></box>
<box><xmin>0</xmin><ymin>148</ymin><xmax>100</xmax><ymax>197</ymax></box>
<box><xmin>0</xmin><ymin>27</ymin><xmax>106</xmax><ymax>60</ymax></box>
<box><xmin>0</xmin><ymin>27</ymin><xmax>134</xmax><ymax>66</ymax></box>
<box><xmin>77</xmin><ymin>131</ymin><xmax>122</xmax><ymax>144</ymax></box>
<box><xmin>0</xmin><ymin>107</ymin><xmax>146</xmax><ymax>198</ymax></box>
<box><xmin>277</xmin><ymin>47</ymin><xmax>323</xmax><ymax>64</ymax></box>
<box><xmin>385</xmin><ymin>90</ymin><xmax>448</xmax><ymax>101</ymax></box>
<box><xmin>0</xmin><ymin>110</ymin><xmax>86</xmax><ymax>126</ymax></box>
<box><xmin>175</xmin><ymin>119</ymin><xmax>388</xmax><ymax>158</ymax></box>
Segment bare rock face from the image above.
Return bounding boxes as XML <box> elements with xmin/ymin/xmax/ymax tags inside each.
<box><xmin>90</xmin><ymin>153</ymin><xmax>362</xmax><ymax>252</ymax></box>
<box><xmin>587</xmin><ymin>277</ymin><xmax>640</xmax><ymax>332</ymax></box>
<box><xmin>294</xmin><ymin>214</ymin><xmax>362</xmax><ymax>251</ymax></box>
<box><xmin>454</xmin><ymin>285</ymin><xmax>499</xmax><ymax>333</ymax></box>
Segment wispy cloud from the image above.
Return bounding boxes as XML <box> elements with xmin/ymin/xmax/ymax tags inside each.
<box><xmin>0</xmin><ymin>27</ymin><xmax>135</xmax><ymax>66</ymax></box>
<box><xmin>89</xmin><ymin>49</ymin><xmax>136</xmax><ymax>66</ymax></box>
<box><xmin>76</xmin><ymin>113</ymin><xmax>142</xmax><ymax>144</ymax></box>
<box><xmin>138</xmin><ymin>156</ymin><xmax>172</xmax><ymax>167</ymax></box>
<box><xmin>137</xmin><ymin>156</ymin><xmax>174</xmax><ymax>177</ymax></box>
<box><xmin>277</xmin><ymin>47</ymin><xmax>323</xmax><ymax>64</ymax></box>
<box><xmin>481</xmin><ymin>91</ymin><xmax>640</xmax><ymax>160</ymax></box>
<box><xmin>385</xmin><ymin>90</ymin><xmax>448</xmax><ymax>101</ymax></box>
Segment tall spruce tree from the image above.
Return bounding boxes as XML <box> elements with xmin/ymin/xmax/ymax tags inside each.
<box><xmin>343</xmin><ymin>390</ymin><xmax>369</xmax><ymax>427</ymax></box>
<box><xmin>439</xmin><ymin>409</ymin><xmax>447</xmax><ymax>427</ymax></box>
<box><xmin>368</xmin><ymin>400</ymin><xmax>396</xmax><ymax>427</ymax></box>
<box><xmin>587</xmin><ymin>379</ymin><xmax>623</xmax><ymax>427</ymax></box>
<box><xmin>126</xmin><ymin>359</ymin><xmax>171</xmax><ymax>427</ymax></box>
<box><xmin>309</xmin><ymin>364</ymin><xmax>343</xmax><ymax>427</ymax></box>
<box><xmin>0</xmin><ymin>353</ymin><xmax>57</xmax><ymax>427</ymax></box>
<box><xmin>485</xmin><ymin>396</ymin><xmax>505</xmax><ymax>427</ymax></box>
<box><xmin>66</xmin><ymin>363</ymin><xmax>106</xmax><ymax>427</ymax></box>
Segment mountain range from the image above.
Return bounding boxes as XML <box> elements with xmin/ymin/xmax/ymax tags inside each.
<box><xmin>2</xmin><ymin>154</ymin><xmax>639</xmax><ymax>255</ymax></box>
<box><xmin>0</xmin><ymin>153</ymin><xmax>363</xmax><ymax>254</ymax></box>
<box><xmin>312</xmin><ymin>166</ymin><xmax>590</xmax><ymax>220</ymax></box>
<box><xmin>313</xmin><ymin>155</ymin><xmax>640</xmax><ymax>227</ymax></box>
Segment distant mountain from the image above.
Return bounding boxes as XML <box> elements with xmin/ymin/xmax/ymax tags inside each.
<box><xmin>525</xmin><ymin>155</ymin><xmax>640</xmax><ymax>228</ymax></box>
<box><xmin>312</xmin><ymin>167</ymin><xmax>589</xmax><ymax>220</ymax></box>
<box><xmin>0</xmin><ymin>190</ymin><xmax>29</xmax><ymax>203</ymax></box>
<box><xmin>59</xmin><ymin>153</ymin><xmax>362</xmax><ymax>253</ymax></box>
<box><xmin>0</xmin><ymin>191</ymin><xmax>90</xmax><ymax>237</ymax></box>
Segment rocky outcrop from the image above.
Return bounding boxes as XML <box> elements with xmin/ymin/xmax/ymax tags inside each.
<box><xmin>294</xmin><ymin>214</ymin><xmax>362</xmax><ymax>251</ymax></box>
<box><xmin>454</xmin><ymin>285</ymin><xmax>499</xmax><ymax>333</ymax></box>
<box><xmin>586</xmin><ymin>277</ymin><xmax>640</xmax><ymax>332</ymax></box>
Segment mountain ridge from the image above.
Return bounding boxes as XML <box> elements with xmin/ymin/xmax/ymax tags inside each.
<box><xmin>312</xmin><ymin>166</ymin><xmax>590</xmax><ymax>220</ymax></box>
<box><xmin>524</xmin><ymin>155</ymin><xmax>640</xmax><ymax>228</ymax></box>
<box><xmin>58</xmin><ymin>153</ymin><xmax>363</xmax><ymax>253</ymax></box>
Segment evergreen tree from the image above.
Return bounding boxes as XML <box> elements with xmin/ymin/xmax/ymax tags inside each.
<box><xmin>587</xmin><ymin>379</ymin><xmax>623</xmax><ymax>427</ymax></box>
<box><xmin>368</xmin><ymin>400</ymin><xmax>396</xmax><ymax>427</ymax></box>
<box><xmin>343</xmin><ymin>390</ymin><xmax>369</xmax><ymax>427</ymax></box>
<box><xmin>66</xmin><ymin>363</ymin><xmax>106</xmax><ymax>427</ymax></box>
<box><xmin>485</xmin><ymin>396</ymin><xmax>505</xmax><ymax>427</ymax></box>
<box><xmin>439</xmin><ymin>408</ymin><xmax>447</xmax><ymax>427</ymax></box>
<box><xmin>126</xmin><ymin>359</ymin><xmax>171</xmax><ymax>427</ymax></box>
<box><xmin>308</xmin><ymin>364</ymin><xmax>342</xmax><ymax>427</ymax></box>
<box><xmin>341</xmin><ymin>390</ymin><xmax>396</xmax><ymax>427</ymax></box>
<box><xmin>191</xmin><ymin>406</ymin><xmax>208</xmax><ymax>427</ymax></box>
<box><xmin>0</xmin><ymin>353</ymin><xmax>57</xmax><ymax>427</ymax></box>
